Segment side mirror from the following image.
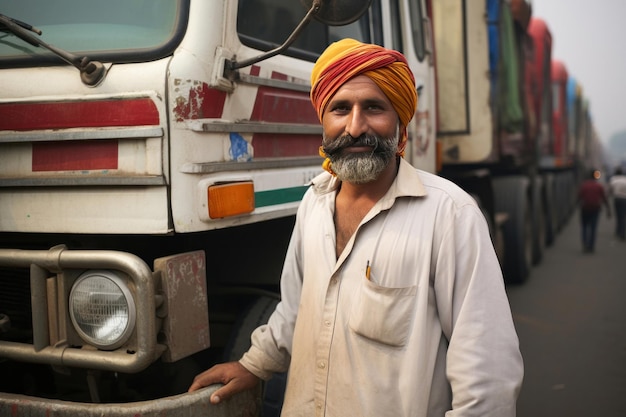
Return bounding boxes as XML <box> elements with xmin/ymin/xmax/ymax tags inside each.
<box><xmin>227</xmin><ymin>0</ymin><xmax>372</xmax><ymax>70</ymax></box>
<box><xmin>303</xmin><ymin>0</ymin><xmax>372</xmax><ymax>26</ymax></box>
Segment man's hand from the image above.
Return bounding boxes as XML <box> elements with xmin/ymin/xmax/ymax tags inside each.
<box><xmin>188</xmin><ymin>361</ymin><xmax>260</xmax><ymax>404</ymax></box>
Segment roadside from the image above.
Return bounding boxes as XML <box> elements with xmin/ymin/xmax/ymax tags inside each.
<box><xmin>506</xmin><ymin>208</ymin><xmax>626</xmax><ymax>417</ymax></box>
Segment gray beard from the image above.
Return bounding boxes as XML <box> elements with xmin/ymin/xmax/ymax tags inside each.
<box><xmin>322</xmin><ymin>128</ymin><xmax>399</xmax><ymax>184</ymax></box>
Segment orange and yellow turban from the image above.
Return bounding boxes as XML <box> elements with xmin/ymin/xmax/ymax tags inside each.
<box><xmin>310</xmin><ymin>38</ymin><xmax>417</xmax><ymax>169</ymax></box>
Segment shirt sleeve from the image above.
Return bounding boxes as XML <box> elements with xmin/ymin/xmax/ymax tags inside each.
<box><xmin>435</xmin><ymin>202</ymin><xmax>524</xmax><ymax>416</ymax></box>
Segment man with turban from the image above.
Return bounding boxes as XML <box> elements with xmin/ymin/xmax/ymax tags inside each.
<box><xmin>189</xmin><ymin>39</ymin><xmax>523</xmax><ymax>416</ymax></box>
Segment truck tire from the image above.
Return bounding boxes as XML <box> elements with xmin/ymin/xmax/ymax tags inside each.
<box><xmin>531</xmin><ymin>177</ymin><xmax>545</xmax><ymax>265</ymax></box>
<box><xmin>554</xmin><ymin>172</ymin><xmax>569</xmax><ymax>230</ymax></box>
<box><xmin>493</xmin><ymin>176</ymin><xmax>532</xmax><ymax>284</ymax></box>
<box><xmin>566</xmin><ymin>171</ymin><xmax>578</xmax><ymax>219</ymax></box>
<box><xmin>543</xmin><ymin>173</ymin><xmax>556</xmax><ymax>246</ymax></box>
<box><xmin>225</xmin><ymin>296</ymin><xmax>287</xmax><ymax>417</ymax></box>
<box><xmin>555</xmin><ymin>172</ymin><xmax>565</xmax><ymax>228</ymax></box>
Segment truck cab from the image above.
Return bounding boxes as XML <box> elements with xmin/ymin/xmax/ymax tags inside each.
<box><xmin>0</xmin><ymin>0</ymin><xmax>433</xmax><ymax>414</ymax></box>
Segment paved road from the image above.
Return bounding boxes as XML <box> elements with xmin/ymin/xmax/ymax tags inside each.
<box><xmin>506</xmin><ymin>208</ymin><xmax>626</xmax><ymax>417</ymax></box>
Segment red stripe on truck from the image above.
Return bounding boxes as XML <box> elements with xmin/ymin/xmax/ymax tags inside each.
<box><xmin>0</xmin><ymin>98</ymin><xmax>159</xmax><ymax>131</ymax></box>
<box><xmin>249</xmin><ymin>86</ymin><xmax>321</xmax><ymax>157</ymax></box>
<box><xmin>250</xmin><ymin>87</ymin><xmax>319</xmax><ymax>124</ymax></box>
<box><xmin>250</xmin><ymin>86</ymin><xmax>318</xmax><ymax>124</ymax></box>
<box><xmin>32</xmin><ymin>140</ymin><xmax>118</xmax><ymax>171</ymax></box>
<box><xmin>252</xmin><ymin>133</ymin><xmax>321</xmax><ymax>158</ymax></box>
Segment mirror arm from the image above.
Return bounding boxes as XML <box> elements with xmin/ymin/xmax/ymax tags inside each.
<box><xmin>226</xmin><ymin>0</ymin><xmax>322</xmax><ymax>71</ymax></box>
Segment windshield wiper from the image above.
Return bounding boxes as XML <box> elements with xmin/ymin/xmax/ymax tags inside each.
<box><xmin>0</xmin><ymin>13</ymin><xmax>106</xmax><ymax>86</ymax></box>
<box><xmin>0</xmin><ymin>14</ymin><xmax>42</xmax><ymax>35</ymax></box>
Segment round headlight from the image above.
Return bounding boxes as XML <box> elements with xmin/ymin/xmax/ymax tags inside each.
<box><xmin>69</xmin><ymin>270</ymin><xmax>136</xmax><ymax>350</ymax></box>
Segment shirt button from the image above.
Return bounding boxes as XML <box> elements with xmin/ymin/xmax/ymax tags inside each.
<box><xmin>318</xmin><ymin>361</ymin><xmax>326</xmax><ymax>369</ymax></box>
<box><xmin>324</xmin><ymin>320</ymin><xmax>331</xmax><ymax>327</ymax></box>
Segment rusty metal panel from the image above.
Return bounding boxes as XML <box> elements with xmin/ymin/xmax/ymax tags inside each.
<box><xmin>155</xmin><ymin>250</ymin><xmax>210</xmax><ymax>362</ymax></box>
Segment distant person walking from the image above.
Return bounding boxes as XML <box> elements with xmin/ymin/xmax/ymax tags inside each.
<box><xmin>609</xmin><ymin>167</ymin><xmax>626</xmax><ymax>240</ymax></box>
<box><xmin>578</xmin><ymin>169</ymin><xmax>611</xmax><ymax>253</ymax></box>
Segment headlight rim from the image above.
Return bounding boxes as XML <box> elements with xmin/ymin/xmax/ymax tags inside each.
<box><xmin>69</xmin><ymin>269</ymin><xmax>137</xmax><ymax>351</ymax></box>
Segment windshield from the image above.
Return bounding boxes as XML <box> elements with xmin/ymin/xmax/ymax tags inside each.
<box><xmin>0</xmin><ymin>0</ymin><xmax>188</xmax><ymax>67</ymax></box>
<box><xmin>237</xmin><ymin>0</ymin><xmax>382</xmax><ymax>62</ymax></box>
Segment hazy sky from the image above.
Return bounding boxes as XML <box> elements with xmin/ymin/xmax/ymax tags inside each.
<box><xmin>532</xmin><ymin>0</ymin><xmax>626</xmax><ymax>144</ymax></box>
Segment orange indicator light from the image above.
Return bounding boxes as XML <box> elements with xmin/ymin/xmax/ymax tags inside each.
<box><xmin>207</xmin><ymin>181</ymin><xmax>255</xmax><ymax>218</ymax></box>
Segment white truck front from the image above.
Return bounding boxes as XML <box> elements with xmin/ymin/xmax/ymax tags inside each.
<box><xmin>0</xmin><ymin>0</ymin><xmax>434</xmax><ymax>415</ymax></box>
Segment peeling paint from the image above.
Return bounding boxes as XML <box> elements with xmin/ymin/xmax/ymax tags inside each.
<box><xmin>172</xmin><ymin>80</ymin><xmax>226</xmax><ymax>122</ymax></box>
<box><xmin>229</xmin><ymin>132</ymin><xmax>251</xmax><ymax>162</ymax></box>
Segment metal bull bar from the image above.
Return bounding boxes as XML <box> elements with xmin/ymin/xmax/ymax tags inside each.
<box><xmin>0</xmin><ymin>245</ymin><xmax>162</xmax><ymax>373</ymax></box>
<box><xmin>0</xmin><ymin>385</ymin><xmax>260</xmax><ymax>417</ymax></box>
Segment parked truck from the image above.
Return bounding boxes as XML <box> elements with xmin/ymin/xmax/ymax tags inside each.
<box><xmin>546</xmin><ymin>59</ymin><xmax>605</xmax><ymax>242</ymax></box>
<box><xmin>0</xmin><ymin>0</ymin><xmax>602</xmax><ymax>415</ymax></box>
<box><xmin>432</xmin><ymin>0</ymin><xmax>543</xmax><ymax>283</ymax></box>
<box><xmin>0</xmin><ymin>0</ymin><xmax>435</xmax><ymax>415</ymax></box>
<box><xmin>431</xmin><ymin>0</ymin><xmax>603</xmax><ymax>283</ymax></box>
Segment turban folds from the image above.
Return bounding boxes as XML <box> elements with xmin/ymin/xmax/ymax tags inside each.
<box><xmin>311</xmin><ymin>39</ymin><xmax>417</xmax><ymax>127</ymax></box>
<box><xmin>310</xmin><ymin>38</ymin><xmax>417</xmax><ymax>160</ymax></box>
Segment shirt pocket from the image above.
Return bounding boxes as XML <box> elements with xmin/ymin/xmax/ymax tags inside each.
<box><xmin>348</xmin><ymin>278</ymin><xmax>417</xmax><ymax>347</ymax></box>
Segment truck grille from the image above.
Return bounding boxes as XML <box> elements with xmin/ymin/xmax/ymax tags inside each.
<box><xmin>0</xmin><ymin>266</ymin><xmax>32</xmax><ymax>340</ymax></box>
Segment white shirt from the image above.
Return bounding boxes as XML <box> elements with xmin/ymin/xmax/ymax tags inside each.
<box><xmin>241</xmin><ymin>158</ymin><xmax>523</xmax><ymax>417</ymax></box>
<box><xmin>609</xmin><ymin>174</ymin><xmax>626</xmax><ymax>199</ymax></box>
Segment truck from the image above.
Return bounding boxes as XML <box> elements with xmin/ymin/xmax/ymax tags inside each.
<box><xmin>564</xmin><ymin>70</ymin><xmax>606</xmax><ymax>187</ymax></box>
<box><xmin>0</xmin><ymin>1</ymin><xmax>384</xmax><ymax>415</ymax></box>
<box><xmin>547</xmin><ymin>58</ymin><xmax>605</xmax><ymax>240</ymax></box>
<box><xmin>432</xmin><ymin>0</ymin><xmax>544</xmax><ymax>283</ymax></box>
<box><xmin>431</xmin><ymin>0</ymin><xmax>603</xmax><ymax>283</ymax></box>
<box><xmin>0</xmin><ymin>0</ymin><xmax>601</xmax><ymax>415</ymax></box>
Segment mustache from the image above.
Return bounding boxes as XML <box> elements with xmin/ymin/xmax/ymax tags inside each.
<box><xmin>321</xmin><ymin>134</ymin><xmax>381</xmax><ymax>157</ymax></box>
